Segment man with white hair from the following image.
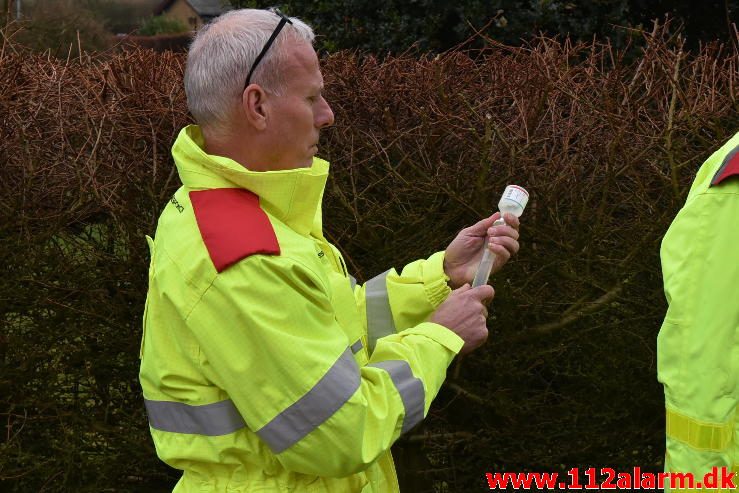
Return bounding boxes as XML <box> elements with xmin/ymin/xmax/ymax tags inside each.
<box><xmin>139</xmin><ymin>8</ymin><xmax>520</xmax><ymax>492</ymax></box>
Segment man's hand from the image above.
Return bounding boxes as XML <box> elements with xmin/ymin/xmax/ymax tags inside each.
<box><xmin>443</xmin><ymin>212</ymin><xmax>520</xmax><ymax>289</ymax></box>
<box><xmin>429</xmin><ymin>284</ymin><xmax>494</xmax><ymax>355</ymax></box>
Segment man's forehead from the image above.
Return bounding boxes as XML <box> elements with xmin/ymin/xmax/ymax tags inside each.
<box><xmin>281</xmin><ymin>40</ymin><xmax>322</xmax><ymax>82</ymax></box>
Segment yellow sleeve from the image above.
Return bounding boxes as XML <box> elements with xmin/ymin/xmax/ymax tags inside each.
<box><xmin>353</xmin><ymin>251</ymin><xmax>453</xmax><ymax>353</ymax></box>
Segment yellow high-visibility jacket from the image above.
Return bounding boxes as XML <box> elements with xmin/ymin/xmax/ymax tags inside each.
<box><xmin>658</xmin><ymin>131</ymin><xmax>739</xmax><ymax>492</ymax></box>
<box><xmin>139</xmin><ymin>125</ymin><xmax>463</xmax><ymax>492</ymax></box>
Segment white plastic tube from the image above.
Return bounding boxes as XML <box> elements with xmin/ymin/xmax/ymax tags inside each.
<box><xmin>471</xmin><ymin>185</ymin><xmax>528</xmax><ymax>288</ymax></box>
<box><xmin>472</xmin><ymin>218</ymin><xmax>507</xmax><ymax>288</ymax></box>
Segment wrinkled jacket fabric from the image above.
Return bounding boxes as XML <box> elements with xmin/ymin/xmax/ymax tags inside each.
<box><xmin>658</xmin><ymin>131</ymin><xmax>739</xmax><ymax>491</ymax></box>
<box><xmin>139</xmin><ymin>125</ymin><xmax>463</xmax><ymax>492</ymax></box>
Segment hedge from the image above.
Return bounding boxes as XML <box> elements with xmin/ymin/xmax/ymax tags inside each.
<box><xmin>1</xmin><ymin>24</ymin><xmax>738</xmax><ymax>491</ymax></box>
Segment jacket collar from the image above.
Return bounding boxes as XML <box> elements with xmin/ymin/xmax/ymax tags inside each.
<box><xmin>172</xmin><ymin>125</ymin><xmax>328</xmax><ymax>237</ymax></box>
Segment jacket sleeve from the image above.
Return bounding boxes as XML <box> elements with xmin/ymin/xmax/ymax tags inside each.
<box><xmin>351</xmin><ymin>251</ymin><xmax>452</xmax><ymax>353</ymax></box>
<box><xmin>185</xmin><ymin>254</ymin><xmax>463</xmax><ymax>477</ymax></box>
<box><xmin>657</xmin><ymin>191</ymin><xmax>739</xmax><ymax>482</ymax></box>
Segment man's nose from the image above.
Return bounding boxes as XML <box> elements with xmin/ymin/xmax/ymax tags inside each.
<box><xmin>316</xmin><ymin>98</ymin><xmax>334</xmax><ymax>129</ymax></box>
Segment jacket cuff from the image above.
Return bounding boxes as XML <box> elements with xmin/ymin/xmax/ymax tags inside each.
<box><xmin>405</xmin><ymin>322</ymin><xmax>465</xmax><ymax>355</ymax></box>
<box><xmin>423</xmin><ymin>251</ymin><xmax>452</xmax><ymax>308</ymax></box>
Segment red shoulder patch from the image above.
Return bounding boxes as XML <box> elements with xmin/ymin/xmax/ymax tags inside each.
<box><xmin>190</xmin><ymin>188</ymin><xmax>280</xmax><ymax>273</ymax></box>
<box><xmin>711</xmin><ymin>148</ymin><xmax>739</xmax><ymax>186</ymax></box>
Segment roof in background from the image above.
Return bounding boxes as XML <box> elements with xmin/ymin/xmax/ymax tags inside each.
<box><xmin>154</xmin><ymin>0</ymin><xmax>231</xmax><ymax>17</ymax></box>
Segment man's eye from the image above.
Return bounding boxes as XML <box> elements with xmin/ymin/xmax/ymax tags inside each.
<box><xmin>308</xmin><ymin>96</ymin><xmax>317</xmax><ymax>103</ymax></box>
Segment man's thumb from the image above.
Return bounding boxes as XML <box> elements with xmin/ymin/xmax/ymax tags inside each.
<box><xmin>453</xmin><ymin>283</ymin><xmax>472</xmax><ymax>294</ymax></box>
<box><xmin>469</xmin><ymin>213</ymin><xmax>500</xmax><ymax>235</ymax></box>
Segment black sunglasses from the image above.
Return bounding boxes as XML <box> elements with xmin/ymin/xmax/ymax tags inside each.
<box><xmin>244</xmin><ymin>8</ymin><xmax>293</xmax><ymax>89</ymax></box>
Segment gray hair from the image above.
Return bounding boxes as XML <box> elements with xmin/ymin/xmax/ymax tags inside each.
<box><xmin>184</xmin><ymin>9</ymin><xmax>315</xmax><ymax>130</ymax></box>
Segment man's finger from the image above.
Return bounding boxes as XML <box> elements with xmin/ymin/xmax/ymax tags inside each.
<box><xmin>489</xmin><ymin>237</ymin><xmax>519</xmax><ymax>256</ymax></box>
<box><xmin>469</xmin><ymin>284</ymin><xmax>494</xmax><ymax>302</ymax></box>
<box><xmin>502</xmin><ymin>213</ymin><xmax>520</xmax><ymax>230</ymax></box>
<box><xmin>488</xmin><ymin>246</ymin><xmax>512</xmax><ymax>268</ymax></box>
<box><xmin>487</xmin><ymin>224</ymin><xmax>520</xmax><ymax>241</ymax></box>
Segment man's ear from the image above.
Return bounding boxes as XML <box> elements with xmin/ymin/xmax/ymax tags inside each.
<box><xmin>242</xmin><ymin>84</ymin><xmax>268</xmax><ymax>131</ymax></box>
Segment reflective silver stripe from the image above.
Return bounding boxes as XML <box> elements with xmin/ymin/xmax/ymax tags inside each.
<box><xmin>257</xmin><ymin>348</ymin><xmax>360</xmax><ymax>453</ymax></box>
<box><xmin>349</xmin><ymin>275</ymin><xmax>357</xmax><ymax>291</ymax></box>
<box><xmin>351</xmin><ymin>338</ymin><xmax>363</xmax><ymax>354</ymax></box>
<box><xmin>368</xmin><ymin>360</ymin><xmax>425</xmax><ymax>434</ymax></box>
<box><xmin>365</xmin><ymin>269</ymin><xmax>396</xmax><ymax>352</ymax></box>
<box><xmin>144</xmin><ymin>398</ymin><xmax>246</xmax><ymax>436</ymax></box>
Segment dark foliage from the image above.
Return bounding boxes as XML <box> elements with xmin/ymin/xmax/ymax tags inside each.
<box><xmin>230</xmin><ymin>0</ymin><xmax>738</xmax><ymax>53</ymax></box>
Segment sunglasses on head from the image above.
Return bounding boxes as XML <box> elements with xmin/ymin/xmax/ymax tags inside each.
<box><xmin>244</xmin><ymin>8</ymin><xmax>293</xmax><ymax>89</ymax></box>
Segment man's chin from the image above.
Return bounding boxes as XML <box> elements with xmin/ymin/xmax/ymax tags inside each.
<box><xmin>274</xmin><ymin>157</ymin><xmax>313</xmax><ymax>170</ymax></box>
